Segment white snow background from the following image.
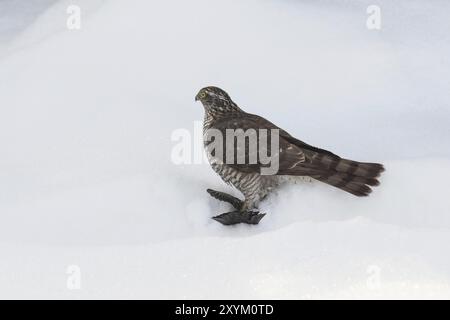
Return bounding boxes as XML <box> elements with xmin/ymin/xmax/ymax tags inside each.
<box><xmin>0</xmin><ymin>0</ymin><xmax>449</xmax><ymax>299</ymax></box>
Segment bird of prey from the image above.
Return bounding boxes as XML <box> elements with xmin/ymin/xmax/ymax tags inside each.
<box><xmin>195</xmin><ymin>86</ymin><xmax>384</xmax><ymax>226</ymax></box>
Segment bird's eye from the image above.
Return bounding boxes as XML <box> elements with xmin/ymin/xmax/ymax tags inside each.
<box><xmin>200</xmin><ymin>92</ymin><xmax>206</xmax><ymax>98</ymax></box>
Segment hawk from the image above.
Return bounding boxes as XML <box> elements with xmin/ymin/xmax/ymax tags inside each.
<box><xmin>195</xmin><ymin>86</ymin><xmax>384</xmax><ymax>226</ymax></box>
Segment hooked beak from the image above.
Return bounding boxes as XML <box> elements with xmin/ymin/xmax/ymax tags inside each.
<box><xmin>195</xmin><ymin>94</ymin><xmax>199</xmax><ymax>102</ymax></box>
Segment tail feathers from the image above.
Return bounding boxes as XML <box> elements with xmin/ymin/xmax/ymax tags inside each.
<box><xmin>313</xmin><ymin>154</ymin><xmax>385</xmax><ymax>179</ymax></box>
<box><xmin>340</xmin><ymin>181</ymin><xmax>373</xmax><ymax>197</ymax></box>
<box><xmin>314</xmin><ymin>160</ymin><xmax>385</xmax><ymax>197</ymax></box>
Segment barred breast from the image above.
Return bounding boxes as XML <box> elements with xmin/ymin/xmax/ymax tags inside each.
<box><xmin>203</xmin><ymin>113</ymin><xmax>279</xmax><ymax>209</ymax></box>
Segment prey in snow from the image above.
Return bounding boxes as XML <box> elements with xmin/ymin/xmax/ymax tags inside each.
<box><xmin>195</xmin><ymin>86</ymin><xmax>384</xmax><ymax>226</ymax></box>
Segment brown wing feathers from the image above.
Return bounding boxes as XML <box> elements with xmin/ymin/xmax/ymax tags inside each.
<box><xmin>277</xmin><ymin>139</ymin><xmax>384</xmax><ymax>197</ymax></box>
<box><xmin>210</xmin><ymin>113</ymin><xmax>384</xmax><ymax>197</ymax></box>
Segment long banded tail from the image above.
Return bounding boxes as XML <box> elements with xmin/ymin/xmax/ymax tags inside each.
<box><xmin>315</xmin><ymin>157</ymin><xmax>384</xmax><ymax>197</ymax></box>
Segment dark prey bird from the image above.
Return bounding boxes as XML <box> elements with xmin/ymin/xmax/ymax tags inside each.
<box><xmin>195</xmin><ymin>86</ymin><xmax>384</xmax><ymax>226</ymax></box>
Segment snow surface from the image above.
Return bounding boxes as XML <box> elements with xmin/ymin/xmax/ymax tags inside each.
<box><xmin>0</xmin><ymin>0</ymin><xmax>449</xmax><ymax>299</ymax></box>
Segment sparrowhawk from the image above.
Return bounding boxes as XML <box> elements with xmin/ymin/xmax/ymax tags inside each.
<box><xmin>195</xmin><ymin>86</ymin><xmax>384</xmax><ymax>226</ymax></box>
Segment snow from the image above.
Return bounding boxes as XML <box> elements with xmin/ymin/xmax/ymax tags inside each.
<box><xmin>0</xmin><ymin>0</ymin><xmax>449</xmax><ymax>299</ymax></box>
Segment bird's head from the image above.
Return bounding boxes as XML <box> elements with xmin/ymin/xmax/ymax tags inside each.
<box><xmin>195</xmin><ymin>86</ymin><xmax>231</xmax><ymax>104</ymax></box>
<box><xmin>195</xmin><ymin>86</ymin><xmax>241</xmax><ymax>115</ymax></box>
